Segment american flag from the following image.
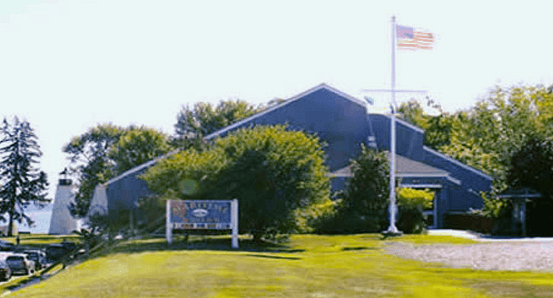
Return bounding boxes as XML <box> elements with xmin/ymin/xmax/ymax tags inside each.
<box><xmin>396</xmin><ymin>25</ymin><xmax>433</xmax><ymax>50</ymax></box>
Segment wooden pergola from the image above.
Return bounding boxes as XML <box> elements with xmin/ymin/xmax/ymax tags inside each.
<box><xmin>498</xmin><ymin>187</ymin><xmax>541</xmax><ymax>237</ymax></box>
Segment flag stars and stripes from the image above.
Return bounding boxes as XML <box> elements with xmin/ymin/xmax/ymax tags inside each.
<box><xmin>397</xmin><ymin>25</ymin><xmax>433</xmax><ymax>50</ymax></box>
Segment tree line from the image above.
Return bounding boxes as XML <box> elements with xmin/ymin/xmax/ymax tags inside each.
<box><xmin>398</xmin><ymin>85</ymin><xmax>553</xmax><ymax>235</ymax></box>
<box><xmin>2</xmin><ymin>84</ymin><xmax>550</xmax><ymax>239</ymax></box>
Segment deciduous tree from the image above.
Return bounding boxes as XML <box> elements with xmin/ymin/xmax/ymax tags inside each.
<box><xmin>506</xmin><ymin>137</ymin><xmax>553</xmax><ymax>235</ymax></box>
<box><xmin>397</xmin><ymin>98</ymin><xmax>454</xmax><ymax>150</ymax></box>
<box><xmin>397</xmin><ymin>99</ymin><xmax>428</xmax><ymax>129</ymax></box>
<box><xmin>63</xmin><ymin>124</ymin><xmax>124</xmax><ymax>218</ymax></box>
<box><xmin>441</xmin><ymin>85</ymin><xmax>553</xmax><ymax>180</ymax></box>
<box><xmin>405</xmin><ymin>85</ymin><xmax>553</xmax><ymax>220</ymax></box>
<box><xmin>64</xmin><ymin>124</ymin><xmax>173</xmax><ymax>217</ymax></box>
<box><xmin>400</xmin><ymin>85</ymin><xmax>553</xmax><ymax>182</ymax></box>
<box><xmin>109</xmin><ymin>126</ymin><xmax>173</xmax><ymax>175</ymax></box>
<box><xmin>174</xmin><ymin>99</ymin><xmax>261</xmax><ymax>142</ymax></box>
<box><xmin>143</xmin><ymin>125</ymin><xmax>330</xmax><ymax>241</ymax></box>
<box><xmin>507</xmin><ymin>137</ymin><xmax>553</xmax><ymax>198</ymax></box>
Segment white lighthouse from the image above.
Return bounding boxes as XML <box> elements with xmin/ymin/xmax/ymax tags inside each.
<box><xmin>48</xmin><ymin>169</ymin><xmax>80</xmax><ymax>235</ymax></box>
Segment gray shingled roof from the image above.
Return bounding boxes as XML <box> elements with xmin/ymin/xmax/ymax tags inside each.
<box><xmin>330</xmin><ymin>153</ymin><xmax>457</xmax><ymax>183</ymax></box>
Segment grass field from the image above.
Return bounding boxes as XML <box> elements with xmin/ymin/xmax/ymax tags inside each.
<box><xmin>3</xmin><ymin>234</ymin><xmax>553</xmax><ymax>298</ymax></box>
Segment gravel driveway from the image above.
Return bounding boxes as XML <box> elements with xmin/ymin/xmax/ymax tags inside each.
<box><xmin>385</xmin><ymin>241</ymin><xmax>553</xmax><ymax>272</ymax></box>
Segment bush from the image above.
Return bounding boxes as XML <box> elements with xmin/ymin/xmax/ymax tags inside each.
<box><xmin>475</xmin><ymin>191</ymin><xmax>508</xmax><ymax>219</ymax></box>
<box><xmin>396</xmin><ymin>207</ymin><xmax>425</xmax><ymax>234</ymax></box>
<box><xmin>445</xmin><ymin>212</ymin><xmax>496</xmax><ymax>234</ymax></box>
<box><xmin>294</xmin><ymin>197</ymin><xmax>340</xmax><ymax>234</ymax></box>
<box><xmin>396</xmin><ymin>188</ymin><xmax>433</xmax><ymax>234</ymax></box>
<box><xmin>396</xmin><ymin>188</ymin><xmax>433</xmax><ymax>209</ymax></box>
<box><xmin>315</xmin><ymin>210</ymin><xmax>387</xmax><ymax>234</ymax></box>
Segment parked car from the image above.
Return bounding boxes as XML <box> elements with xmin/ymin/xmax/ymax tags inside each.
<box><xmin>0</xmin><ymin>260</ymin><xmax>11</xmax><ymax>281</ymax></box>
<box><xmin>0</xmin><ymin>252</ymin><xmax>14</xmax><ymax>260</ymax></box>
<box><xmin>0</xmin><ymin>241</ymin><xmax>14</xmax><ymax>252</ymax></box>
<box><xmin>5</xmin><ymin>254</ymin><xmax>35</xmax><ymax>275</ymax></box>
<box><xmin>60</xmin><ymin>241</ymin><xmax>78</xmax><ymax>253</ymax></box>
<box><xmin>22</xmin><ymin>250</ymin><xmax>47</xmax><ymax>270</ymax></box>
<box><xmin>45</xmin><ymin>244</ymin><xmax>70</xmax><ymax>264</ymax></box>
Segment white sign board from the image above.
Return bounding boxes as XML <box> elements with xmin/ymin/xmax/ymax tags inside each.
<box><xmin>166</xmin><ymin>199</ymin><xmax>238</xmax><ymax>249</ymax></box>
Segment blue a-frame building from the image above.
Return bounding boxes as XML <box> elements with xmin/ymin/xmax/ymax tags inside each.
<box><xmin>89</xmin><ymin>83</ymin><xmax>492</xmax><ymax>228</ymax></box>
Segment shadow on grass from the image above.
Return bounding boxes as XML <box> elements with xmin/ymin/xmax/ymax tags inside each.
<box><xmin>341</xmin><ymin>246</ymin><xmax>377</xmax><ymax>251</ymax></box>
<box><xmin>242</xmin><ymin>254</ymin><xmax>301</xmax><ymax>260</ymax></box>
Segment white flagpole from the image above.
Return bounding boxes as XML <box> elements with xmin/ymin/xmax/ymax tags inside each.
<box><xmin>386</xmin><ymin>16</ymin><xmax>400</xmax><ymax>235</ymax></box>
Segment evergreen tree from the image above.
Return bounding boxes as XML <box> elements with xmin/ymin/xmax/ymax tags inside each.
<box><xmin>339</xmin><ymin>144</ymin><xmax>390</xmax><ymax>233</ymax></box>
<box><xmin>0</xmin><ymin>117</ymin><xmax>49</xmax><ymax>236</ymax></box>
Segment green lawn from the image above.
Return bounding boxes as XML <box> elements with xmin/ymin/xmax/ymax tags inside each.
<box><xmin>4</xmin><ymin>234</ymin><xmax>553</xmax><ymax>298</ymax></box>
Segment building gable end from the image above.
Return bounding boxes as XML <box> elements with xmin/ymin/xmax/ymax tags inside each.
<box><xmin>205</xmin><ymin>83</ymin><xmax>366</xmax><ymax>140</ymax></box>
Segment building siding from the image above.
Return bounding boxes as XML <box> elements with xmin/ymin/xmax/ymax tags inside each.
<box><xmin>210</xmin><ymin>88</ymin><xmax>371</xmax><ymax>172</ymax></box>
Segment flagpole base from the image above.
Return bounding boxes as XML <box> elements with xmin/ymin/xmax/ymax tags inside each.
<box><xmin>382</xmin><ymin>226</ymin><xmax>403</xmax><ymax>238</ymax></box>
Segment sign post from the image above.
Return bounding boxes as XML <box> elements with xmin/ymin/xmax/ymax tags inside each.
<box><xmin>166</xmin><ymin>199</ymin><xmax>173</xmax><ymax>245</ymax></box>
<box><xmin>231</xmin><ymin>199</ymin><xmax>238</xmax><ymax>249</ymax></box>
<box><xmin>166</xmin><ymin>199</ymin><xmax>239</xmax><ymax>248</ymax></box>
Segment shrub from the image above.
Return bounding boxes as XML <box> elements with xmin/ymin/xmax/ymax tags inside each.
<box><xmin>294</xmin><ymin>197</ymin><xmax>340</xmax><ymax>234</ymax></box>
<box><xmin>397</xmin><ymin>188</ymin><xmax>433</xmax><ymax>209</ymax></box>
<box><xmin>396</xmin><ymin>188</ymin><xmax>433</xmax><ymax>234</ymax></box>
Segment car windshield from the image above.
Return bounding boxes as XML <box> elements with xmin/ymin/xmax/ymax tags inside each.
<box><xmin>6</xmin><ymin>257</ymin><xmax>22</xmax><ymax>264</ymax></box>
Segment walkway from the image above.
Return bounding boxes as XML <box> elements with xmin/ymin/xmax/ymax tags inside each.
<box><xmin>385</xmin><ymin>229</ymin><xmax>553</xmax><ymax>272</ymax></box>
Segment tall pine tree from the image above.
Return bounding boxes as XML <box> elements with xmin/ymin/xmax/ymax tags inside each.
<box><xmin>0</xmin><ymin>117</ymin><xmax>49</xmax><ymax>236</ymax></box>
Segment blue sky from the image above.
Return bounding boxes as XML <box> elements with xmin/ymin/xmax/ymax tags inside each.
<box><xmin>1</xmin><ymin>1</ymin><xmax>553</xmax><ymax>229</ymax></box>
